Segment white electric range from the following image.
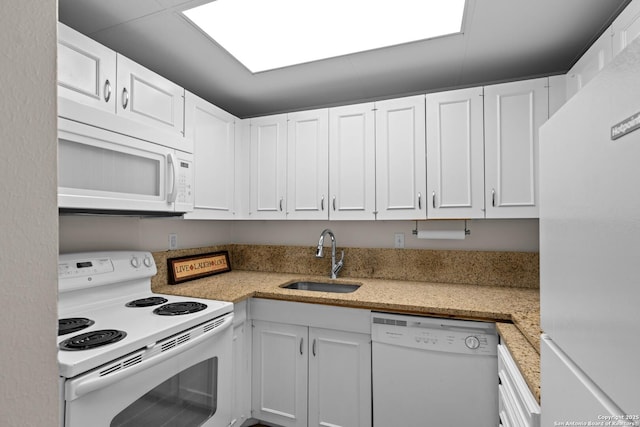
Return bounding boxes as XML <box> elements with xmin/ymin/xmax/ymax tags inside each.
<box><xmin>57</xmin><ymin>251</ymin><xmax>233</xmax><ymax>427</ymax></box>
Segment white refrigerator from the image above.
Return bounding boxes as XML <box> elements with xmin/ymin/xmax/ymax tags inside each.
<box><xmin>540</xmin><ymin>38</ymin><xmax>640</xmax><ymax>426</ymax></box>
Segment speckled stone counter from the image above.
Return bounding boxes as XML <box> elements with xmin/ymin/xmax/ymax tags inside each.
<box><xmin>496</xmin><ymin>322</ymin><xmax>541</xmax><ymax>402</ymax></box>
<box><xmin>150</xmin><ymin>245</ymin><xmax>541</xmax><ymax>401</ymax></box>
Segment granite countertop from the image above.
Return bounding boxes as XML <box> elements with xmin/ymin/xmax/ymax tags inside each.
<box><xmin>152</xmin><ymin>269</ymin><xmax>541</xmax><ymax>401</ymax></box>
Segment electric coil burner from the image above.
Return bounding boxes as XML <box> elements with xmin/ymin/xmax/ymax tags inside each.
<box><xmin>153</xmin><ymin>301</ymin><xmax>208</xmax><ymax>316</ymax></box>
<box><xmin>125</xmin><ymin>296</ymin><xmax>168</xmax><ymax>307</ymax></box>
<box><xmin>58</xmin><ymin>317</ymin><xmax>95</xmax><ymax>336</ymax></box>
<box><xmin>59</xmin><ymin>329</ymin><xmax>127</xmax><ymax>351</ymax></box>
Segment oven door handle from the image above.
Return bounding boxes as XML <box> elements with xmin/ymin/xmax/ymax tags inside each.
<box><xmin>67</xmin><ymin>314</ymin><xmax>233</xmax><ymax>401</ymax></box>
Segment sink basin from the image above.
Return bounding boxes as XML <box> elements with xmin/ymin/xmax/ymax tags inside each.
<box><xmin>281</xmin><ymin>281</ymin><xmax>360</xmax><ymax>293</ymax></box>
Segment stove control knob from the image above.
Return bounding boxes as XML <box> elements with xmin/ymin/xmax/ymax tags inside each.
<box><xmin>465</xmin><ymin>336</ymin><xmax>480</xmax><ymax>350</ymax></box>
<box><xmin>143</xmin><ymin>256</ymin><xmax>153</xmax><ymax>268</ymax></box>
<box><xmin>130</xmin><ymin>256</ymin><xmax>140</xmax><ymax>268</ymax></box>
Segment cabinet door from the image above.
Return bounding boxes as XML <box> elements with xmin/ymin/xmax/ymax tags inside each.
<box><xmin>249</xmin><ymin>114</ymin><xmax>288</xmax><ymax>219</ymax></box>
<box><xmin>57</xmin><ymin>23</ymin><xmax>116</xmax><ymax>113</ymax></box>
<box><xmin>329</xmin><ymin>103</ymin><xmax>376</xmax><ymax>220</ymax></box>
<box><xmin>426</xmin><ymin>87</ymin><xmax>485</xmax><ymax>219</ymax></box>
<box><xmin>375</xmin><ymin>96</ymin><xmax>427</xmax><ymax>220</ymax></box>
<box><xmin>287</xmin><ymin>109</ymin><xmax>329</xmax><ymax>220</ymax></box>
<box><xmin>252</xmin><ymin>321</ymin><xmax>307</xmax><ymax>427</ymax></box>
<box><xmin>484</xmin><ymin>78</ymin><xmax>548</xmax><ymax>218</ymax></box>
<box><xmin>183</xmin><ymin>92</ymin><xmax>236</xmax><ymax>220</ymax></box>
<box><xmin>612</xmin><ymin>0</ymin><xmax>640</xmax><ymax>57</ymax></box>
<box><xmin>116</xmin><ymin>54</ymin><xmax>186</xmax><ymax>141</ymax></box>
<box><xmin>308</xmin><ymin>328</ymin><xmax>371</xmax><ymax>427</ymax></box>
<box><xmin>566</xmin><ymin>29</ymin><xmax>612</xmax><ymax>100</ymax></box>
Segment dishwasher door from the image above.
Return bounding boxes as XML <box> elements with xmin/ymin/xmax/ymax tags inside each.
<box><xmin>371</xmin><ymin>312</ymin><xmax>499</xmax><ymax>427</ymax></box>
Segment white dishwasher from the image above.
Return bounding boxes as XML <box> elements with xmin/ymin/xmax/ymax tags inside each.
<box><xmin>371</xmin><ymin>312</ymin><xmax>499</xmax><ymax>426</ymax></box>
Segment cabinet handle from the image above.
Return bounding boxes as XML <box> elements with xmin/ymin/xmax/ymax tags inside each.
<box><xmin>312</xmin><ymin>339</ymin><xmax>317</xmax><ymax>357</ymax></box>
<box><xmin>418</xmin><ymin>192</ymin><xmax>422</xmax><ymax>210</ymax></box>
<box><xmin>279</xmin><ymin>197</ymin><xmax>284</xmax><ymax>211</ymax></box>
<box><xmin>122</xmin><ymin>87</ymin><xmax>129</xmax><ymax>110</ymax></box>
<box><xmin>104</xmin><ymin>79</ymin><xmax>111</xmax><ymax>103</ymax></box>
<box><xmin>492</xmin><ymin>189</ymin><xmax>496</xmax><ymax>207</ymax></box>
<box><xmin>332</xmin><ymin>196</ymin><xmax>336</xmax><ymax>211</ymax></box>
<box><xmin>321</xmin><ymin>195</ymin><xmax>324</xmax><ymax>211</ymax></box>
<box><xmin>432</xmin><ymin>191</ymin><xmax>436</xmax><ymax>209</ymax></box>
<box><xmin>300</xmin><ymin>338</ymin><xmax>304</xmax><ymax>355</ymax></box>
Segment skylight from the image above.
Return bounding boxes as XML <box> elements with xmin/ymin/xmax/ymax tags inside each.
<box><xmin>183</xmin><ymin>0</ymin><xmax>466</xmax><ymax>73</ymax></box>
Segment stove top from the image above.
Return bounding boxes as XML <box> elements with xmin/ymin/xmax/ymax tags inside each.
<box><xmin>57</xmin><ymin>251</ymin><xmax>233</xmax><ymax>379</ymax></box>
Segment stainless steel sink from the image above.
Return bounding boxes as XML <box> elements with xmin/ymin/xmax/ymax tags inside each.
<box><xmin>281</xmin><ymin>281</ymin><xmax>360</xmax><ymax>293</ymax></box>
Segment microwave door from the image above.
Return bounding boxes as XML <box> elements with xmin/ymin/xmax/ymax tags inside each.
<box><xmin>58</xmin><ymin>119</ymin><xmax>175</xmax><ymax>213</ymax></box>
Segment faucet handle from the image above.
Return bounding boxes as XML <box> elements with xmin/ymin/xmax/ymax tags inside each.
<box><xmin>333</xmin><ymin>250</ymin><xmax>345</xmax><ymax>276</ymax></box>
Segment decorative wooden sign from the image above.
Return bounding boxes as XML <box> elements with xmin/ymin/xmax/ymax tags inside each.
<box><xmin>167</xmin><ymin>251</ymin><xmax>231</xmax><ymax>284</ymax></box>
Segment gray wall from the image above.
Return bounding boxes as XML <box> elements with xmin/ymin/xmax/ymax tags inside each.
<box><xmin>0</xmin><ymin>1</ymin><xmax>59</xmax><ymax>425</ymax></box>
<box><xmin>60</xmin><ymin>217</ymin><xmax>539</xmax><ymax>253</ymax></box>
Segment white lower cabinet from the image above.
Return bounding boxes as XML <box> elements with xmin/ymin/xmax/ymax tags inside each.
<box><xmin>497</xmin><ymin>343</ymin><xmax>540</xmax><ymax>427</ymax></box>
<box><xmin>231</xmin><ymin>301</ymin><xmax>251</xmax><ymax>427</ymax></box>
<box><xmin>251</xmin><ymin>300</ymin><xmax>371</xmax><ymax>427</ymax></box>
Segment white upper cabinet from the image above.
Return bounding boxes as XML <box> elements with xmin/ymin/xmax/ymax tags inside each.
<box><xmin>612</xmin><ymin>0</ymin><xmax>640</xmax><ymax>56</ymax></box>
<box><xmin>116</xmin><ymin>54</ymin><xmax>185</xmax><ymax>138</ymax></box>
<box><xmin>58</xmin><ymin>23</ymin><xmax>116</xmax><ymax>113</ymax></box>
<box><xmin>375</xmin><ymin>95</ymin><xmax>427</xmax><ymax>220</ymax></box>
<box><xmin>183</xmin><ymin>92</ymin><xmax>237</xmax><ymax>220</ymax></box>
<box><xmin>57</xmin><ymin>23</ymin><xmax>190</xmax><ymax>152</ymax></box>
<box><xmin>329</xmin><ymin>103</ymin><xmax>376</xmax><ymax>220</ymax></box>
<box><xmin>426</xmin><ymin>87</ymin><xmax>485</xmax><ymax>219</ymax></box>
<box><xmin>286</xmin><ymin>109</ymin><xmax>329</xmax><ymax>220</ymax></box>
<box><xmin>249</xmin><ymin>114</ymin><xmax>288</xmax><ymax>219</ymax></box>
<box><xmin>566</xmin><ymin>27</ymin><xmax>612</xmax><ymax>101</ymax></box>
<box><xmin>484</xmin><ymin>78</ymin><xmax>548</xmax><ymax>219</ymax></box>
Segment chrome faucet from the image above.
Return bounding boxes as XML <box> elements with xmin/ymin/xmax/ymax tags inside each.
<box><xmin>316</xmin><ymin>228</ymin><xmax>344</xmax><ymax>279</ymax></box>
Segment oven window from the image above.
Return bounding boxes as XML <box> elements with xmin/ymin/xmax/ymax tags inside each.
<box><xmin>110</xmin><ymin>357</ymin><xmax>218</xmax><ymax>427</ymax></box>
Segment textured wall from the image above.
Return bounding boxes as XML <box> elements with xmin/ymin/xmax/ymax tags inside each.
<box><xmin>60</xmin><ymin>217</ymin><xmax>539</xmax><ymax>252</ymax></box>
<box><xmin>0</xmin><ymin>1</ymin><xmax>59</xmax><ymax>425</ymax></box>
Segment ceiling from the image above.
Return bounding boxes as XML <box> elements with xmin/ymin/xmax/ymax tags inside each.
<box><xmin>59</xmin><ymin>0</ymin><xmax>631</xmax><ymax>118</ymax></box>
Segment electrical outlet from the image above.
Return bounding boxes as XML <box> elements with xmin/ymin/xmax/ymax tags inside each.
<box><xmin>169</xmin><ymin>233</ymin><xmax>178</xmax><ymax>250</ymax></box>
<box><xmin>394</xmin><ymin>233</ymin><xmax>405</xmax><ymax>249</ymax></box>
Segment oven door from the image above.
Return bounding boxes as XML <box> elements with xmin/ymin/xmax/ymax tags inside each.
<box><xmin>63</xmin><ymin>314</ymin><xmax>232</xmax><ymax>427</ymax></box>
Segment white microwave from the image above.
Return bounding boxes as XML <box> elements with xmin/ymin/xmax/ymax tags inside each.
<box><xmin>58</xmin><ymin>117</ymin><xmax>194</xmax><ymax>214</ymax></box>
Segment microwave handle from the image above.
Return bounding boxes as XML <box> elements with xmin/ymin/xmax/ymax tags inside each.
<box><xmin>67</xmin><ymin>314</ymin><xmax>233</xmax><ymax>401</ymax></box>
<box><xmin>167</xmin><ymin>152</ymin><xmax>178</xmax><ymax>204</ymax></box>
